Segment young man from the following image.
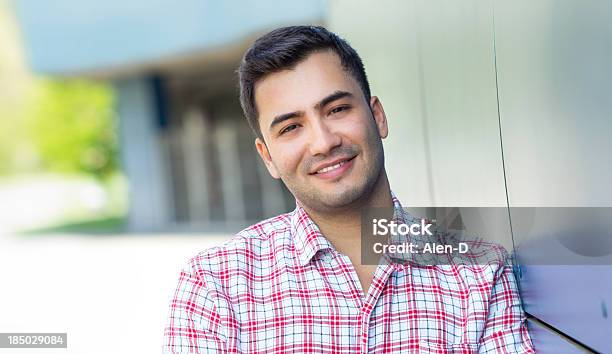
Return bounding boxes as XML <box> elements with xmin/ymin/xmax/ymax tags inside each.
<box><xmin>163</xmin><ymin>26</ymin><xmax>535</xmax><ymax>353</ymax></box>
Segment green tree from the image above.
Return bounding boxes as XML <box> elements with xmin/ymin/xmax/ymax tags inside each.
<box><xmin>26</xmin><ymin>78</ymin><xmax>117</xmax><ymax>180</ymax></box>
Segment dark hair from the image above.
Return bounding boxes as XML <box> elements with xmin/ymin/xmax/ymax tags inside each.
<box><xmin>238</xmin><ymin>25</ymin><xmax>371</xmax><ymax>140</ymax></box>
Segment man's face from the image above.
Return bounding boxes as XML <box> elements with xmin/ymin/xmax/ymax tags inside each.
<box><xmin>254</xmin><ymin>50</ymin><xmax>389</xmax><ymax>213</ymax></box>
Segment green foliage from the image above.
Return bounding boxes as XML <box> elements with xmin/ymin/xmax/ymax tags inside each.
<box><xmin>26</xmin><ymin>78</ymin><xmax>118</xmax><ymax>180</ymax></box>
<box><xmin>0</xmin><ymin>100</ymin><xmax>24</xmax><ymax>174</ymax></box>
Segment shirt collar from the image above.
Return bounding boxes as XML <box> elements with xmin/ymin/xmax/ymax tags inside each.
<box><xmin>290</xmin><ymin>200</ymin><xmax>333</xmax><ymax>266</ymax></box>
<box><xmin>390</xmin><ymin>190</ymin><xmax>419</xmax><ymax>225</ymax></box>
<box><xmin>291</xmin><ymin>190</ymin><xmax>407</xmax><ymax>266</ymax></box>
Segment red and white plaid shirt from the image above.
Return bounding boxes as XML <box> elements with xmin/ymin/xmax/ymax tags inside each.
<box><xmin>163</xmin><ymin>195</ymin><xmax>535</xmax><ymax>353</ymax></box>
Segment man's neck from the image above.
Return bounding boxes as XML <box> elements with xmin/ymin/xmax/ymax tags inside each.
<box><xmin>302</xmin><ymin>171</ymin><xmax>393</xmax><ymax>256</ymax></box>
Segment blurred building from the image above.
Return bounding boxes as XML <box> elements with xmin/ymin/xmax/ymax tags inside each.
<box><xmin>12</xmin><ymin>0</ymin><xmax>327</xmax><ymax>232</ymax></box>
<box><xmin>12</xmin><ymin>1</ymin><xmax>612</xmax><ymax>352</ymax></box>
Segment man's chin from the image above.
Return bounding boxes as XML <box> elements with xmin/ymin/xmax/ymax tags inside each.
<box><xmin>316</xmin><ymin>185</ymin><xmax>368</xmax><ymax>209</ymax></box>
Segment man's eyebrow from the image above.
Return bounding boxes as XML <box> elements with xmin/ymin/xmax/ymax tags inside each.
<box><xmin>269</xmin><ymin>111</ymin><xmax>304</xmax><ymax>132</ymax></box>
<box><xmin>268</xmin><ymin>91</ymin><xmax>353</xmax><ymax>132</ymax></box>
<box><xmin>314</xmin><ymin>90</ymin><xmax>353</xmax><ymax>111</ymax></box>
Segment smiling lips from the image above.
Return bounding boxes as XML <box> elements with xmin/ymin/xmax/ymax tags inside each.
<box><xmin>311</xmin><ymin>156</ymin><xmax>355</xmax><ymax>180</ymax></box>
<box><xmin>317</xmin><ymin>161</ymin><xmax>347</xmax><ymax>173</ymax></box>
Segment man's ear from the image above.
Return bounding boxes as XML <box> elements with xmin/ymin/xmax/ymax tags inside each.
<box><xmin>255</xmin><ymin>138</ymin><xmax>281</xmax><ymax>179</ymax></box>
<box><xmin>370</xmin><ymin>96</ymin><xmax>389</xmax><ymax>139</ymax></box>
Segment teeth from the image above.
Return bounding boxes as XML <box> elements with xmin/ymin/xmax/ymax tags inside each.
<box><xmin>317</xmin><ymin>161</ymin><xmax>345</xmax><ymax>174</ymax></box>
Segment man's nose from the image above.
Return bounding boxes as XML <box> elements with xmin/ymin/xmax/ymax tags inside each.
<box><xmin>308</xmin><ymin>119</ymin><xmax>342</xmax><ymax>156</ymax></box>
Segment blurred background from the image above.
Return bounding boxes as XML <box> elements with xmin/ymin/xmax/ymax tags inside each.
<box><xmin>0</xmin><ymin>0</ymin><xmax>611</xmax><ymax>353</ymax></box>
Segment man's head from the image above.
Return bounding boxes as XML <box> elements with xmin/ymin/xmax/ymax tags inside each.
<box><xmin>239</xmin><ymin>26</ymin><xmax>372</xmax><ymax>140</ymax></box>
<box><xmin>238</xmin><ymin>26</ymin><xmax>389</xmax><ymax>213</ymax></box>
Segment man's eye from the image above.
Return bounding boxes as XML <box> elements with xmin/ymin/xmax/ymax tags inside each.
<box><xmin>329</xmin><ymin>106</ymin><xmax>349</xmax><ymax>115</ymax></box>
<box><xmin>280</xmin><ymin>124</ymin><xmax>298</xmax><ymax>135</ymax></box>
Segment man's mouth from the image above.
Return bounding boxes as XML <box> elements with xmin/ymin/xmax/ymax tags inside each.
<box><xmin>310</xmin><ymin>156</ymin><xmax>356</xmax><ymax>179</ymax></box>
<box><xmin>316</xmin><ymin>160</ymin><xmax>348</xmax><ymax>174</ymax></box>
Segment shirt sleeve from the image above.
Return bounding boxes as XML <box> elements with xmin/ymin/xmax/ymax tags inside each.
<box><xmin>478</xmin><ymin>256</ymin><xmax>536</xmax><ymax>353</ymax></box>
<box><xmin>162</xmin><ymin>259</ymin><xmax>237</xmax><ymax>353</ymax></box>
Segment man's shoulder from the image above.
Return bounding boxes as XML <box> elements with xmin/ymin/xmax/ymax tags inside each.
<box><xmin>429</xmin><ymin>233</ymin><xmax>515</xmax><ymax>288</ymax></box>
<box><xmin>218</xmin><ymin>211</ymin><xmax>293</xmax><ymax>250</ymax></box>
<box><xmin>187</xmin><ymin>211</ymin><xmax>296</xmax><ymax>275</ymax></box>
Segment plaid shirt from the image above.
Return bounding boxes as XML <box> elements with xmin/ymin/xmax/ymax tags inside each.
<box><xmin>163</xmin><ymin>195</ymin><xmax>535</xmax><ymax>353</ymax></box>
